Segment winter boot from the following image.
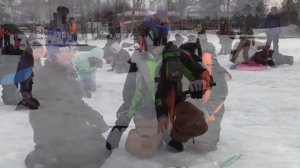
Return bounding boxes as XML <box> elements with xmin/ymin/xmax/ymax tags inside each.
<box><xmin>167</xmin><ymin>140</ymin><xmax>184</xmax><ymax>153</ymax></box>
<box><xmin>15</xmin><ymin>99</ymin><xmax>39</xmax><ymax>111</ymax></box>
<box><xmin>31</xmin><ymin>97</ymin><xmax>40</xmax><ymax>106</ymax></box>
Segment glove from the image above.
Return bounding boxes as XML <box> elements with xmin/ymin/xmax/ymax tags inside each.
<box><xmin>106</xmin><ymin>126</ymin><xmax>127</xmax><ymax>150</ymax></box>
<box><xmin>189</xmin><ymin>80</ymin><xmax>202</xmax><ymax>99</ymax></box>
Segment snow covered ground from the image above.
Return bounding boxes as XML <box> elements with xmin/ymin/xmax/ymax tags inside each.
<box><xmin>1</xmin><ymin>34</ymin><xmax>300</xmax><ymax>168</ymax></box>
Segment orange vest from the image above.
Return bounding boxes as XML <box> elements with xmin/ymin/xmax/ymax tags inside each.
<box><xmin>70</xmin><ymin>23</ymin><xmax>77</xmax><ymax>35</ymax></box>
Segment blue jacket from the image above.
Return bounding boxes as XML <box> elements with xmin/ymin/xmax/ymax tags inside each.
<box><xmin>265</xmin><ymin>14</ymin><xmax>281</xmax><ymax>29</ymax></box>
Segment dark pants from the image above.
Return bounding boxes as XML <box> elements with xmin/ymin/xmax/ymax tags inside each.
<box><xmin>266</xmin><ymin>33</ymin><xmax>279</xmax><ymax>54</ymax></box>
<box><xmin>0</xmin><ymin>37</ymin><xmax>3</xmax><ymax>48</ymax></box>
<box><xmin>4</xmin><ymin>36</ymin><xmax>10</xmax><ymax>47</ymax></box>
<box><xmin>160</xmin><ymin>36</ymin><xmax>168</xmax><ymax>46</ymax></box>
<box><xmin>72</xmin><ymin>34</ymin><xmax>77</xmax><ymax>42</ymax></box>
<box><xmin>20</xmin><ymin>74</ymin><xmax>33</xmax><ymax>99</ymax></box>
<box><xmin>153</xmin><ymin>37</ymin><xmax>160</xmax><ymax>46</ymax></box>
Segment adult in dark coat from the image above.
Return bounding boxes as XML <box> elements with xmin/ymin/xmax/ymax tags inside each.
<box><xmin>265</xmin><ymin>6</ymin><xmax>281</xmax><ymax>54</ymax></box>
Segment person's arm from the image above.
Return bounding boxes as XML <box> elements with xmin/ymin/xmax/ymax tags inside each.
<box><xmin>180</xmin><ymin>50</ymin><xmax>213</xmax><ymax>97</ymax></box>
<box><xmin>180</xmin><ymin>51</ymin><xmax>205</xmax><ymax>80</ymax></box>
<box><xmin>155</xmin><ymin>82</ymin><xmax>169</xmax><ymax>119</ymax></box>
<box><xmin>196</xmin><ymin>38</ymin><xmax>203</xmax><ymax>59</ymax></box>
<box><xmin>127</xmin><ymin>74</ymin><xmax>143</xmax><ymax>118</ymax></box>
<box><xmin>155</xmin><ymin>80</ymin><xmax>170</xmax><ymax>133</ymax></box>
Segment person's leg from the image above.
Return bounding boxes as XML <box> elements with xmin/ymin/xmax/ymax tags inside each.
<box><xmin>231</xmin><ymin>40</ymin><xmax>245</xmax><ymax>62</ymax></box>
<box><xmin>162</xmin><ymin>36</ymin><xmax>168</xmax><ymax>46</ymax></box>
<box><xmin>195</xmin><ymin>105</ymin><xmax>225</xmax><ymax>152</ymax></box>
<box><xmin>17</xmin><ymin>76</ymin><xmax>38</xmax><ymax>110</ymax></box>
<box><xmin>143</xmin><ymin>36</ymin><xmax>148</xmax><ymax>51</ymax></box>
<box><xmin>273</xmin><ymin>34</ymin><xmax>279</xmax><ymax>54</ymax></box>
<box><xmin>242</xmin><ymin>44</ymin><xmax>250</xmax><ymax>62</ymax></box>
<box><xmin>7</xmin><ymin>36</ymin><xmax>10</xmax><ymax>46</ymax></box>
<box><xmin>106</xmin><ymin>102</ymin><xmax>132</xmax><ymax>150</ymax></box>
<box><xmin>4</xmin><ymin>37</ymin><xmax>8</xmax><ymax>47</ymax></box>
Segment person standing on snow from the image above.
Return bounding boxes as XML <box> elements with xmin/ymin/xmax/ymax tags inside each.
<box><xmin>73</xmin><ymin>47</ymin><xmax>104</xmax><ymax>98</ymax></box>
<box><xmin>69</xmin><ymin>17</ymin><xmax>77</xmax><ymax>42</ymax></box>
<box><xmin>157</xmin><ymin>20</ymin><xmax>169</xmax><ymax>46</ymax></box>
<box><xmin>265</xmin><ymin>6</ymin><xmax>281</xmax><ymax>54</ymax></box>
<box><xmin>217</xmin><ymin>17</ymin><xmax>235</xmax><ymax>55</ymax></box>
<box><xmin>14</xmin><ymin>46</ymin><xmax>40</xmax><ymax>110</ymax></box>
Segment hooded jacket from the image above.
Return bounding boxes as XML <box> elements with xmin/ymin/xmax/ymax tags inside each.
<box><xmin>31</xmin><ymin>60</ymin><xmax>108</xmax><ymax>146</ymax></box>
<box><xmin>155</xmin><ymin>42</ymin><xmax>206</xmax><ymax>119</ymax></box>
<box><xmin>73</xmin><ymin>47</ymin><xmax>104</xmax><ymax>81</ymax></box>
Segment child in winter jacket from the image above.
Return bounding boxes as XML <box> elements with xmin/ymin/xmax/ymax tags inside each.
<box><xmin>106</xmin><ymin>44</ymin><xmax>165</xmax><ymax>158</ymax></box>
<box><xmin>26</xmin><ymin>40</ymin><xmax>109</xmax><ymax>168</ymax></box>
<box><xmin>14</xmin><ymin>46</ymin><xmax>40</xmax><ymax>110</ymax></box>
<box><xmin>73</xmin><ymin>47</ymin><xmax>104</xmax><ymax>98</ymax></box>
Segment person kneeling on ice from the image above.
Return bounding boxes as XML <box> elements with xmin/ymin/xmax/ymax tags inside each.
<box><xmin>155</xmin><ymin>42</ymin><xmax>213</xmax><ymax>152</ymax></box>
<box><xmin>186</xmin><ymin>35</ymin><xmax>232</xmax><ymax>153</ymax></box>
<box><xmin>73</xmin><ymin>47</ymin><xmax>103</xmax><ymax>98</ymax></box>
<box><xmin>25</xmin><ymin>39</ymin><xmax>109</xmax><ymax>168</ymax></box>
<box><xmin>106</xmin><ymin>42</ymin><xmax>165</xmax><ymax>158</ymax></box>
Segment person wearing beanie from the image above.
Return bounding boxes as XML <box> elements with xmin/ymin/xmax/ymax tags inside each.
<box><xmin>26</xmin><ymin>41</ymin><xmax>110</xmax><ymax>168</ymax></box>
<box><xmin>73</xmin><ymin>47</ymin><xmax>104</xmax><ymax>98</ymax></box>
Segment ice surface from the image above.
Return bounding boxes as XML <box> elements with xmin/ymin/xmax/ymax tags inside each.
<box><xmin>1</xmin><ymin>33</ymin><xmax>299</xmax><ymax>168</ymax></box>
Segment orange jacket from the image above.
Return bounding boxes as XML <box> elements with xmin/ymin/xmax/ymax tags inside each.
<box><xmin>69</xmin><ymin>23</ymin><xmax>77</xmax><ymax>35</ymax></box>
